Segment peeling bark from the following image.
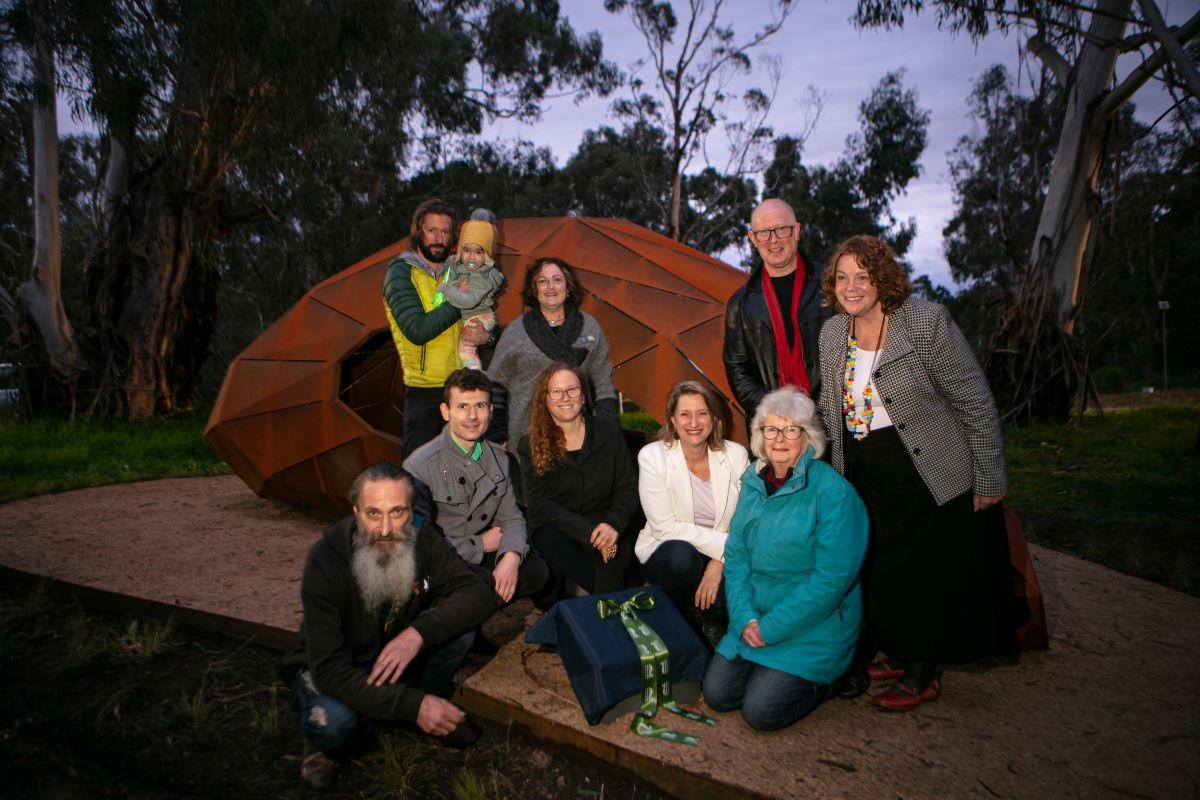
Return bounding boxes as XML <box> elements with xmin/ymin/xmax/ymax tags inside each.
<box><xmin>16</xmin><ymin>4</ymin><xmax>84</xmax><ymax>378</ymax></box>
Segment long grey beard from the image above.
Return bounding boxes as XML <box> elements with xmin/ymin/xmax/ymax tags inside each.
<box><xmin>351</xmin><ymin>526</ymin><xmax>418</xmax><ymax>612</ymax></box>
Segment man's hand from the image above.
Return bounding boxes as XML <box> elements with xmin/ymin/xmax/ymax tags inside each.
<box><xmin>741</xmin><ymin>619</ymin><xmax>765</xmax><ymax>649</ymax></box>
<box><xmin>695</xmin><ymin>559</ymin><xmax>724</xmax><ymax>611</ymax></box>
<box><xmin>479</xmin><ymin>527</ymin><xmax>503</xmax><ymax>553</ymax></box>
<box><xmin>589</xmin><ymin>523</ymin><xmax>619</xmax><ymax>562</ymax></box>
<box><xmin>492</xmin><ymin>551</ymin><xmax>520</xmax><ymax>604</ymax></box>
<box><xmin>460</xmin><ymin>319</ymin><xmax>490</xmax><ymax>346</ymax></box>
<box><xmin>367</xmin><ymin>627</ymin><xmax>423</xmax><ymax>686</ymax></box>
<box><xmin>415</xmin><ymin>694</ymin><xmax>466</xmax><ymax>737</ymax></box>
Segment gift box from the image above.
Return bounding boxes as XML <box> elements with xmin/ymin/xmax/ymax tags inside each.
<box><xmin>525</xmin><ymin>585</ymin><xmax>710</xmax><ymax>725</ymax></box>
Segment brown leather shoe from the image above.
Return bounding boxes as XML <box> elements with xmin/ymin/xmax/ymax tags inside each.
<box><xmin>870</xmin><ymin>678</ymin><xmax>940</xmax><ymax>711</ymax></box>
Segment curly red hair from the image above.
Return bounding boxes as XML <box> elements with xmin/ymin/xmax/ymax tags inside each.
<box><xmin>527</xmin><ymin>362</ymin><xmax>587</xmax><ymax>476</ymax></box>
<box><xmin>821</xmin><ymin>235</ymin><xmax>912</xmax><ymax>314</ymax></box>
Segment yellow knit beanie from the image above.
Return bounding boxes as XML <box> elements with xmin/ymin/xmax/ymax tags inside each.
<box><xmin>458</xmin><ymin>220</ymin><xmax>495</xmax><ymax>258</ymax></box>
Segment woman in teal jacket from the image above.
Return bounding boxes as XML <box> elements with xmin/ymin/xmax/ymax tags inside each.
<box><xmin>702</xmin><ymin>386</ymin><xmax>868</xmax><ymax>731</ymax></box>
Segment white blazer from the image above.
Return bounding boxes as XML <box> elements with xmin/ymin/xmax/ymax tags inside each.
<box><xmin>634</xmin><ymin>439</ymin><xmax>750</xmax><ymax>563</ymax></box>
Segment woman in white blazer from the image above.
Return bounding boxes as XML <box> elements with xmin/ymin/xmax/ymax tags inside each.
<box><xmin>636</xmin><ymin>381</ymin><xmax>749</xmax><ymax>646</ymax></box>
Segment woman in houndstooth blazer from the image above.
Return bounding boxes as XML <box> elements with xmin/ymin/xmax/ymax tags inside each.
<box><xmin>818</xmin><ymin>235</ymin><xmax>1017</xmax><ymax>712</ymax></box>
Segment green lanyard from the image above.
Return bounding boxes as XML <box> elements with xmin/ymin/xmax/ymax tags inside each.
<box><xmin>597</xmin><ymin>592</ymin><xmax>718</xmax><ymax>746</ymax></box>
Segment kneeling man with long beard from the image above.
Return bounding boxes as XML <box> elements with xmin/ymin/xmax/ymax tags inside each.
<box><xmin>279</xmin><ymin>462</ymin><xmax>493</xmax><ymax>788</ymax></box>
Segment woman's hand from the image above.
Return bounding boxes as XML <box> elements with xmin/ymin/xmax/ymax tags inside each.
<box><xmin>590</xmin><ymin>523</ymin><xmax>619</xmax><ymax>562</ymax></box>
<box><xmin>740</xmin><ymin>619</ymin><xmax>765</xmax><ymax>648</ymax></box>
<box><xmin>694</xmin><ymin>559</ymin><xmax>723</xmax><ymax>611</ymax></box>
<box><xmin>973</xmin><ymin>494</ymin><xmax>1004</xmax><ymax>511</ymax></box>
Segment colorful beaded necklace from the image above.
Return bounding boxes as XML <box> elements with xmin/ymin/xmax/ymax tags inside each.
<box><xmin>842</xmin><ymin>316</ymin><xmax>886</xmax><ymax>440</ymax></box>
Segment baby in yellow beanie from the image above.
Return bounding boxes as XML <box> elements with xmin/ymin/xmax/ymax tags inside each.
<box><xmin>440</xmin><ymin>219</ymin><xmax>504</xmax><ymax>369</ymax></box>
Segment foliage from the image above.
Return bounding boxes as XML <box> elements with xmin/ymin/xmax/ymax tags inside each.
<box><xmin>944</xmin><ymin>63</ymin><xmax>1200</xmax><ymax>386</ymax></box>
<box><xmin>0</xmin><ymin>413</ymin><xmax>227</xmax><ymax>502</ymax></box>
<box><xmin>604</xmin><ymin>0</ymin><xmax>795</xmax><ymax>247</ymax></box>
<box><xmin>944</xmin><ymin>65</ymin><xmax>1060</xmax><ymax>292</ymax></box>
<box><xmin>1082</xmin><ymin>122</ymin><xmax>1200</xmax><ymax>385</ymax></box>
<box><xmin>0</xmin><ymin>0</ymin><xmax>618</xmax><ymax>418</ymax></box>
<box><xmin>764</xmin><ymin>70</ymin><xmax>929</xmax><ymax>264</ymax></box>
<box><xmin>854</xmin><ymin>0</ymin><xmax>1200</xmax><ymax>423</ymax></box>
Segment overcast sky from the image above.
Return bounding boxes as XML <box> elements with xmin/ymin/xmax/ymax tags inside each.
<box><xmin>485</xmin><ymin>1</ymin><xmax>1189</xmax><ymax>288</ymax></box>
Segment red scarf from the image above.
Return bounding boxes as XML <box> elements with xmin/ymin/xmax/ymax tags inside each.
<box><xmin>760</xmin><ymin>254</ymin><xmax>810</xmax><ymax>394</ymax></box>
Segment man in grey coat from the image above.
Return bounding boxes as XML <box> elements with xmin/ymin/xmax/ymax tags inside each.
<box><xmin>404</xmin><ymin>368</ymin><xmax>549</xmax><ymax>605</ymax></box>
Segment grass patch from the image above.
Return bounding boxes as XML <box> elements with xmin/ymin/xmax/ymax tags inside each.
<box><xmin>0</xmin><ymin>413</ymin><xmax>228</xmax><ymax>503</ymax></box>
<box><xmin>1004</xmin><ymin>404</ymin><xmax>1199</xmax><ymax>531</ymax></box>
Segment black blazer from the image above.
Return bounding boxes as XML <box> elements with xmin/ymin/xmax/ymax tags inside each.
<box><xmin>517</xmin><ymin>416</ymin><xmax>640</xmax><ymax>543</ymax></box>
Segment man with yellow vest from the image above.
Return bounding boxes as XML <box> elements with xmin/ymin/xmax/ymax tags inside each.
<box><xmin>383</xmin><ymin>199</ymin><xmax>492</xmax><ymax>454</ymax></box>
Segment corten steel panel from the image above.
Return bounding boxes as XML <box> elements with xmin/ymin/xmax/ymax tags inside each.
<box><xmin>205</xmin><ymin>218</ymin><xmax>748</xmax><ymax>512</ymax></box>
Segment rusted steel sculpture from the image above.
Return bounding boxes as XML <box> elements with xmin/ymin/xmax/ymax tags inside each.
<box><xmin>204</xmin><ymin>217</ymin><xmax>747</xmax><ymax>512</ymax></box>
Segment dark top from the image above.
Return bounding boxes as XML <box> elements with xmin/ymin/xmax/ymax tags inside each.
<box><xmin>769</xmin><ymin>270</ymin><xmax>798</xmax><ymax>348</ymax></box>
<box><xmin>278</xmin><ymin>514</ymin><xmax>493</xmax><ymax>723</ymax></box>
<box><xmin>517</xmin><ymin>416</ymin><xmax>640</xmax><ymax>542</ymax></box>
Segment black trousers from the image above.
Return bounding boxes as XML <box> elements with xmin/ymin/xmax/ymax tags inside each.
<box><xmin>402</xmin><ymin>385</ymin><xmax>445</xmax><ymax>455</ymax></box>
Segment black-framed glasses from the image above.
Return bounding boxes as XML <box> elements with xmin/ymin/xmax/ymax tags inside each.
<box><xmin>548</xmin><ymin>386</ymin><xmax>583</xmax><ymax>400</ymax></box>
<box><xmin>749</xmin><ymin>224</ymin><xmax>796</xmax><ymax>243</ymax></box>
<box><xmin>760</xmin><ymin>425</ymin><xmax>804</xmax><ymax>440</ymax></box>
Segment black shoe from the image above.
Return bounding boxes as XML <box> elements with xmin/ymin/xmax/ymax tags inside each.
<box><xmin>440</xmin><ymin>719</ymin><xmax>481</xmax><ymax>749</ymax></box>
<box><xmin>834</xmin><ymin>665</ymin><xmax>870</xmax><ymax>700</ymax></box>
<box><xmin>700</xmin><ymin>620</ymin><xmax>727</xmax><ymax>649</ymax></box>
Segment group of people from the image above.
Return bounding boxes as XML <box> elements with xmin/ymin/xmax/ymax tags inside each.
<box><xmin>280</xmin><ymin>196</ymin><xmax>1018</xmax><ymax>788</ymax></box>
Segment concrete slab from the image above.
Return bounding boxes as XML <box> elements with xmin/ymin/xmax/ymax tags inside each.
<box><xmin>1</xmin><ymin>477</ymin><xmax>1197</xmax><ymax>798</ymax></box>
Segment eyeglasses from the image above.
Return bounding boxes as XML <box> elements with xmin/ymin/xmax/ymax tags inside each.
<box><xmin>548</xmin><ymin>386</ymin><xmax>583</xmax><ymax>400</ymax></box>
<box><xmin>749</xmin><ymin>225</ymin><xmax>796</xmax><ymax>243</ymax></box>
<box><xmin>535</xmin><ymin>275</ymin><xmax>566</xmax><ymax>288</ymax></box>
<box><xmin>760</xmin><ymin>425</ymin><xmax>804</xmax><ymax>440</ymax></box>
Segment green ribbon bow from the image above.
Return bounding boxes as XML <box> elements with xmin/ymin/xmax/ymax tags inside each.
<box><xmin>597</xmin><ymin>591</ymin><xmax>717</xmax><ymax>746</ymax></box>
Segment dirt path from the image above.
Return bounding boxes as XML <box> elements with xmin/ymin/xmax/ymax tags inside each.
<box><xmin>2</xmin><ymin>476</ymin><xmax>1199</xmax><ymax>798</ymax></box>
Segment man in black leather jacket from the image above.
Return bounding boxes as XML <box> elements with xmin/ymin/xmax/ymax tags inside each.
<box><xmin>723</xmin><ymin>199</ymin><xmax>832</xmax><ymax>433</ymax></box>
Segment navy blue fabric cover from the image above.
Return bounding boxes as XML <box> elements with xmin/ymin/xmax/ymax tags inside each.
<box><xmin>524</xmin><ymin>585</ymin><xmax>710</xmax><ymax>725</ymax></box>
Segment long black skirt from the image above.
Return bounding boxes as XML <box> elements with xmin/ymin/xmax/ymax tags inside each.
<box><xmin>845</xmin><ymin>426</ymin><xmax>1016</xmax><ymax>665</ymax></box>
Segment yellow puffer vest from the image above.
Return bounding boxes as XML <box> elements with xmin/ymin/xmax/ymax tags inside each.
<box><xmin>387</xmin><ymin>266</ymin><xmax>463</xmax><ymax>388</ymax></box>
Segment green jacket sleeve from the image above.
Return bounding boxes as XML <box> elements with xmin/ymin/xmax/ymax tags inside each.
<box><xmin>382</xmin><ymin>259</ymin><xmax>459</xmax><ymax>345</ymax></box>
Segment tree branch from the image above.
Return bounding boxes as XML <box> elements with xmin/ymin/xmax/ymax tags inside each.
<box><xmin>1028</xmin><ymin>34</ymin><xmax>1072</xmax><ymax>85</ymax></box>
<box><xmin>1134</xmin><ymin>1</ymin><xmax>1200</xmax><ymax>99</ymax></box>
<box><xmin>1102</xmin><ymin>9</ymin><xmax>1200</xmax><ymax>116</ymax></box>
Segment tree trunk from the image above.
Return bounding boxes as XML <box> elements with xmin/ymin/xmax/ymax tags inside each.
<box><xmin>1034</xmin><ymin>0</ymin><xmax>1130</xmax><ymax>330</ymax></box>
<box><xmin>86</xmin><ymin>157</ymin><xmax>219</xmax><ymax>418</ymax></box>
<box><xmin>16</xmin><ymin>3</ymin><xmax>83</xmax><ymax>378</ymax></box>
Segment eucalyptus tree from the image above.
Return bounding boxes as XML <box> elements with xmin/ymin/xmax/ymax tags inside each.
<box><xmin>604</xmin><ymin>0</ymin><xmax>796</xmax><ymax>246</ymax></box>
<box><xmin>6</xmin><ymin>0</ymin><xmax>616</xmax><ymax>417</ymax></box>
<box><xmin>855</xmin><ymin>0</ymin><xmax>1200</xmax><ymax>420</ymax></box>
<box><xmin>763</xmin><ymin>70</ymin><xmax>930</xmax><ymax>264</ymax></box>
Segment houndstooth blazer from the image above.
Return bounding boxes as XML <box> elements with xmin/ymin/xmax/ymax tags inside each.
<box><xmin>818</xmin><ymin>297</ymin><xmax>1007</xmax><ymax>505</ymax></box>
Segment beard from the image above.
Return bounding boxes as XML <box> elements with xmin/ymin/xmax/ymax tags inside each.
<box><xmin>351</xmin><ymin>523</ymin><xmax>418</xmax><ymax>612</ymax></box>
<box><xmin>416</xmin><ymin>237</ymin><xmax>450</xmax><ymax>264</ymax></box>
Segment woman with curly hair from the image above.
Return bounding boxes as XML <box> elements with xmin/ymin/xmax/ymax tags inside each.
<box><xmin>487</xmin><ymin>257</ymin><xmax>618</xmax><ymax>445</ymax></box>
<box><xmin>818</xmin><ymin>234</ymin><xmax>1016</xmax><ymax>711</ymax></box>
<box><xmin>517</xmin><ymin>362</ymin><xmax>639</xmax><ymax>600</ymax></box>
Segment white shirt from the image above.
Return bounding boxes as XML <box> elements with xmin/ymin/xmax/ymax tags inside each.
<box><xmin>848</xmin><ymin>347</ymin><xmax>893</xmax><ymax>434</ymax></box>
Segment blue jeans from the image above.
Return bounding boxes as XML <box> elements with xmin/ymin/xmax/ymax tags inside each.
<box><xmin>291</xmin><ymin>631</ymin><xmax>474</xmax><ymax>753</ymax></box>
<box><xmin>702</xmin><ymin>652</ymin><xmax>831</xmax><ymax>731</ymax></box>
<box><xmin>642</xmin><ymin>540</ymin><xmax>727</xmax><ymax>626</ymax></box>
